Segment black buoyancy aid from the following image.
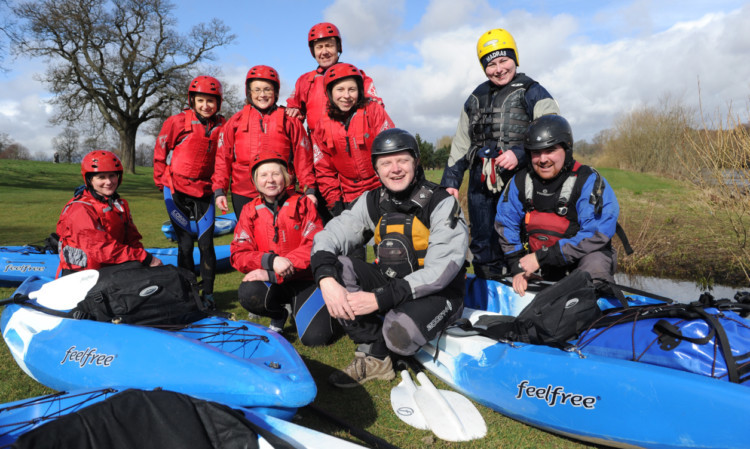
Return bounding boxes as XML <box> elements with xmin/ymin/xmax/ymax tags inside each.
<box><xmin>467</xmin><ymin>74</ymin><xmax>537</xmax><ymax>156</ymax></box>
<box><xmin>519</xmin><ymin>162</ymin><xmax>593</xmax><ymax>252</ymax></box>
<box><xmin>367</xmin><ymin>179</ymin><xmax>454</xmax><ymax>279</ymax></box>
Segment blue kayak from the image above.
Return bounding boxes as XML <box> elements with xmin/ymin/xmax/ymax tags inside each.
<box><xmin>161</xmin><ymin>212</ymin><xmax>238</xmax><ymax>241</ymax></box>
<box><xmin>0</xmin><ymin>245</ymin><xmax>232</xmax><ymax>287</ymax></box>
<box><xmin>0</xmin><ymin>388</ymin><xmax>364</xmax><ymax>448</ymax></box>
<box><xmin>1</xmin><ymin>274</ymin><xmax>316</xmax><ymax>418</ymax></box>
<box><xmin>0</xmin><ymin>388</ymin><xmax>362</xmax><ymax>449</ymax></box>
<box><xmin>414</xmin><ymin>276</ymin><xmax>750</xmax><ymax>449</ymax></box>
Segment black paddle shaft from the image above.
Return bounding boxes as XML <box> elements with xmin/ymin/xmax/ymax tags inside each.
<box><xmin>306</xmin><ymin>405</ymin><xmax>401</xmax><ymax>449</ymax></box>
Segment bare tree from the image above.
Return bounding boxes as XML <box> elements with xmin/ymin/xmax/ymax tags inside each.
<box><xmin>0</xmin><ymin>132</ymin><xmax>31</xmax><ymax>159</ymax></box>
<box><xmin>0</xmin><ymin>142</ymin><xmax>31</xmax><ymax>159</ymax></box>
<box><xmin>10</xmin><ymin>0</ymin><xmax>235</xmax><ymax>173</ymax></box>
<box><xmin>52</xmin><ymin>126</ymin><xmax>81</xmax><ymax>163</ymax></box>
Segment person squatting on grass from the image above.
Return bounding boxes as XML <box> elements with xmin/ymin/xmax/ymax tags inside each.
<box><xmin>496</xmin><ymin>115</ymin><xmax>619</xmax><ymax>296</ymax></box>
<box><xmin>230</xmin><ymin>151</ymin><xmax>340</xmax><ymax>346</ymax></box>
<box><xmin>56</xmin><ymin>151</ymin><xmax>163</xmax><ymax>276</ymax></box>
<box><xmin>311</xmin><ymin>128</ymin><xmax>469</xmax><ymax>388</ymax></box>
<box><xmin>441</xmin><ymin>28</ymin><xmax>559</xmax><ymax>281</ymax></box>
<box><xmin>153</xmin><ymin>76</ymin><xmax>225</xmax><ymax>304</ymax></box>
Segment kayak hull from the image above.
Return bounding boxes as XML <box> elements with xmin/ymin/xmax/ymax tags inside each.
<box><xmin>0</xmin><ymin>245</ymin><xmax>232</xmax><ymax>287</ymax></box>
<box><xmin>1</xmin><ymin>276</ymin><xmax>316</xmax><ymax>417</ymax></box>
<box><xmin>415</xmin><ymin>278</ymin><xmax>750</xmax><ymax>449</ymax></box>
<box><xmin>0</xmin><ymin>388</ymin><xmax>363</xmax><ymax>448</ymax></box>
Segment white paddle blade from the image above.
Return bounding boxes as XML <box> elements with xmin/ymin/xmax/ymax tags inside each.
<box><xmin>390</xmin><ymin>370</ymin><xmax>429</xmax><ymax>429</ymax></box>
<box><xmin>31</xmin><ymin>270</ymin><xmax>100</xmax><ymax>310</ymax></box>
<box><xmin>413</xmin><ymin>372</ymin><xmax>487</xmax><ymax>442</ymax></box>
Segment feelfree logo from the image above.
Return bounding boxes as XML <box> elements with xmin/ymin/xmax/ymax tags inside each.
<box><xmin>4</xmin><ymin>264</ymin><xmax>46</xmax><ymax>273</ymax></box>
<box><xmin>516</xmin><ymin>380</ymin><xmax>597</xmax><ymax>409</ymax></box>
<box><xmin>61</xmin><ymin>346</ymin><xmax>115</xmax><ymax>368</ymax></box>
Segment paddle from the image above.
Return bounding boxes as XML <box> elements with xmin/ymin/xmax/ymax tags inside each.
<box><xmin>390</xmin><ymin>361</ymin><xmax>486</xmax><ymax>442</ymax></box>
<box><xmin>306</xmin><ymin>404</ymin><xmax>400</xmax><ymax>449</ymax></box>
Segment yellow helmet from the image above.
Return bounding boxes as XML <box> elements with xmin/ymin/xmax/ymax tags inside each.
<box><xmin>476</xmin><ymin>28</ymin><xmax>519</xmax><ymax>68</ymax></box>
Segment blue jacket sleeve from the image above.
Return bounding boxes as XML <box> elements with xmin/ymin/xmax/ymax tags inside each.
<box><xmin>495</xmin><ymin>178</ymin><xmax>527</xmax><ymax>272</ymax></box>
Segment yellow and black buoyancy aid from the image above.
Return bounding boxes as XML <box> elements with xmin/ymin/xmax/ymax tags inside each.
<box><xmin>368</xmin><ymin>180</ymin><xmax>453</xmax><ymax>279</ymax></box>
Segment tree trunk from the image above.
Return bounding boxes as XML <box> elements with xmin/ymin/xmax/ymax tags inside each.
<box><xmin>119</xmin><ymin>127</ymin><xmax>138</xmax><ymax>174</ymax></box>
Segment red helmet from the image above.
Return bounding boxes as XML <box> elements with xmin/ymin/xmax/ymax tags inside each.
<box><xmin>250</xmin><ymin>150</ymin><xmax>288</xmax><ymax>178</ymax></box>
<box><xmin>81</xmin><ymin>150</ymin><xmax>123</xmax><ymax>187</ymax></box>
<box><xmin>188</xmin><ymin>76</ymin><xmax>223</xmax><ymax>111</ymax></box>
<box><xmin>323</xmin><ymin>62</ymin><xmax>363</xmax><ymax>91</ymax></box>
<box><xmin>245</xmin><ymin>65</ymin><xmax>280</xmax><ymax>101</ymax></box>
<box><xmin>308</xmin><ymin>22</ymin><xmax>342</xmax><ymax>56</ymax></box>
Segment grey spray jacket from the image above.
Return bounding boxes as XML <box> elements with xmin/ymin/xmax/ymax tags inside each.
<box><xmin>311</xmin><ymin>178</ymin><xmax>469</xmax><ymax>312</ymax></box>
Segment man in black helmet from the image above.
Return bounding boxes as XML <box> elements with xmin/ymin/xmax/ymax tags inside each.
<box><xmin>496</xmin><ymin>115</ymin><xmax>619</xmax><ymax>296</ymax></box>
<box><xmin>311</xmin><ymin>128</ymin><xmax>469</xmax><ymax>388</ymax></box>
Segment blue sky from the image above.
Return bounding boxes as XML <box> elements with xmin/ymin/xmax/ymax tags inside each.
<box><xmin>1</xmin><ymin>0</ymin><xmax>749</xmax><ymax>158</ymax></box>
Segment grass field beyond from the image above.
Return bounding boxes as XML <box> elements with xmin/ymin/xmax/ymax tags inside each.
<box><xmin>0</xmin><ymin>159</ymin><xmax>744</xmax><ymax>448</ymax></box>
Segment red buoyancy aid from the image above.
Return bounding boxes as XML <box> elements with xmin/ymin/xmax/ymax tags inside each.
<box><xmin>155</xmin><ymin>110</ymin><xmax>225</xmax><ymax>197</ymax></box>
<box><xmin>216</xmin><ymin>105</ymin><xmax>313</xmax><ymax>198</ymax></box>
<box><xmin>230</xmin><ymin>193</ymin><xmax>322</xmax><ymax>282</ymax></box>
<box><xmin>56</xmin><ymin>189</ymin><xmax>147</xmax><ymax>271</ymax></box>
<box><xmin>523</xmin><ymin>162</ymin><xmax>587</xmax><ymax>252</ymax></box>
<box><xmin>312</xmin><ymin>100</ymin><xmax>393</xmax><ymax>204</ymax></box>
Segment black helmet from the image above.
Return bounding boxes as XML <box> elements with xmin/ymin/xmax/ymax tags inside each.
<box><xmin>371</xmin><ymin>128</ymin><xmax>420</xmax><ymax>168</ymax></box>
<box><xmin>524</xmin><ymin>115</ymin><xmax>573</xmax><ymax>152</ymax></box>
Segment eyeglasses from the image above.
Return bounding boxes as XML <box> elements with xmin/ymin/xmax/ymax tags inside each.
<box><xmin>251</xmin><ymin>88</ymin><xmax>274</xmax><ymax>95</ymax></box>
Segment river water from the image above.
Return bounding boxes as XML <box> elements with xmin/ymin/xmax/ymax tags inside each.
<box><xmin>614</xmin><ymin>273</ymin><xmax>747</xmax><ymax>303</ymax></box>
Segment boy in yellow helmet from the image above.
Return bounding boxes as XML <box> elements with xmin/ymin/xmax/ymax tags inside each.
<box><xmin>441</xmin><ymin>28</ymin><xmax>560</xmax><ymax>280</ymax></box>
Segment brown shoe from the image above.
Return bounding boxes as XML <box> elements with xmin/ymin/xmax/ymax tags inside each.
<box><xmin>328</xmin><ymin>352</ymin><xmax>396</xmax><ymax>388</ymax></box>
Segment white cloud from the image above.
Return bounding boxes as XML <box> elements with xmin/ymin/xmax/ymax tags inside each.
<box><xmin>368</xmin><ymin>1</ymin><xmax>750</xmax><ymax>144</ymax></box>
<box><xmin>324</xmin><ymin>0</ymin><xmax>406</xmax><ymax>59</ymax></box>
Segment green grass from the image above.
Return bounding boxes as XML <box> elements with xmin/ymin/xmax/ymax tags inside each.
<box><xmin>0</xmin><ymin>160</ymin><xmax>743</xmax><ymax>448</ymax></box>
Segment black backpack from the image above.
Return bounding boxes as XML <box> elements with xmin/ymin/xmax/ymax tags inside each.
<box><xmin>71</xmin><ymin>261</ymin><xmax>209</xmax><ymax>326</ymax></box>
<box><xmin>462</xmin><ymin>269</ymin><xmax>601</xmax><ymax>348</ymax></box>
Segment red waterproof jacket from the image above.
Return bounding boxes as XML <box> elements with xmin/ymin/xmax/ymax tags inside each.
<box><xmin>153</xmin><ymin>109</ymin><xmax>225</xmax><ymax>198</ymax></box>
<box><xmin>56</xmin><ymin>189</ymin><xmax>150</xmax><ymax>271</ymax></box>
<box><xmin>286</xmin><ymin>67</ymin><xmax>381</xmax><ymax>133</ymax></box>
<box><xmin>310</xmin><ymin>100</ymin><xmax>394</xmax><ymax>205</ymax></box>
<box><xmin>230</xmin><ymin>193</ymin><xmax>322</xmax><ymax>283</ymax></box>
<box><xmin>212</xmin><ymin>105</ymin><xmax>315</xmax><ymax>199</ymax></box>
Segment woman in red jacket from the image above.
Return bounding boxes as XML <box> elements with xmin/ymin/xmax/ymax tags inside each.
<box><xmin>153</xmin><ymin>75</ymin><xmax>225</xmax><ymax>304</ymax></box>
<box><xmin>57</xmin><ymin>151</ymin><xmax>162</xmax><ymax>275</ymax></box>
<box><xmin>310</xmin><ymin>63</ymin><xmax>394</xmax><ymax>218</ymax></box>
<box><xmin>230</xmin><ymin>151</ymin><xmax>336</xmax><ymax>345</ymax></box>
<box><xmin>213</xmin><ymin>65</ymin><xmax>317</xmax><ymax>218</ymax></box>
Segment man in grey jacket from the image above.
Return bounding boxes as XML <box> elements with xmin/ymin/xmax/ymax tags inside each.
<box><xmin>311</xmin><ymin>128</ymin><xmax>469</xmax><ymax>388</ymax></box>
